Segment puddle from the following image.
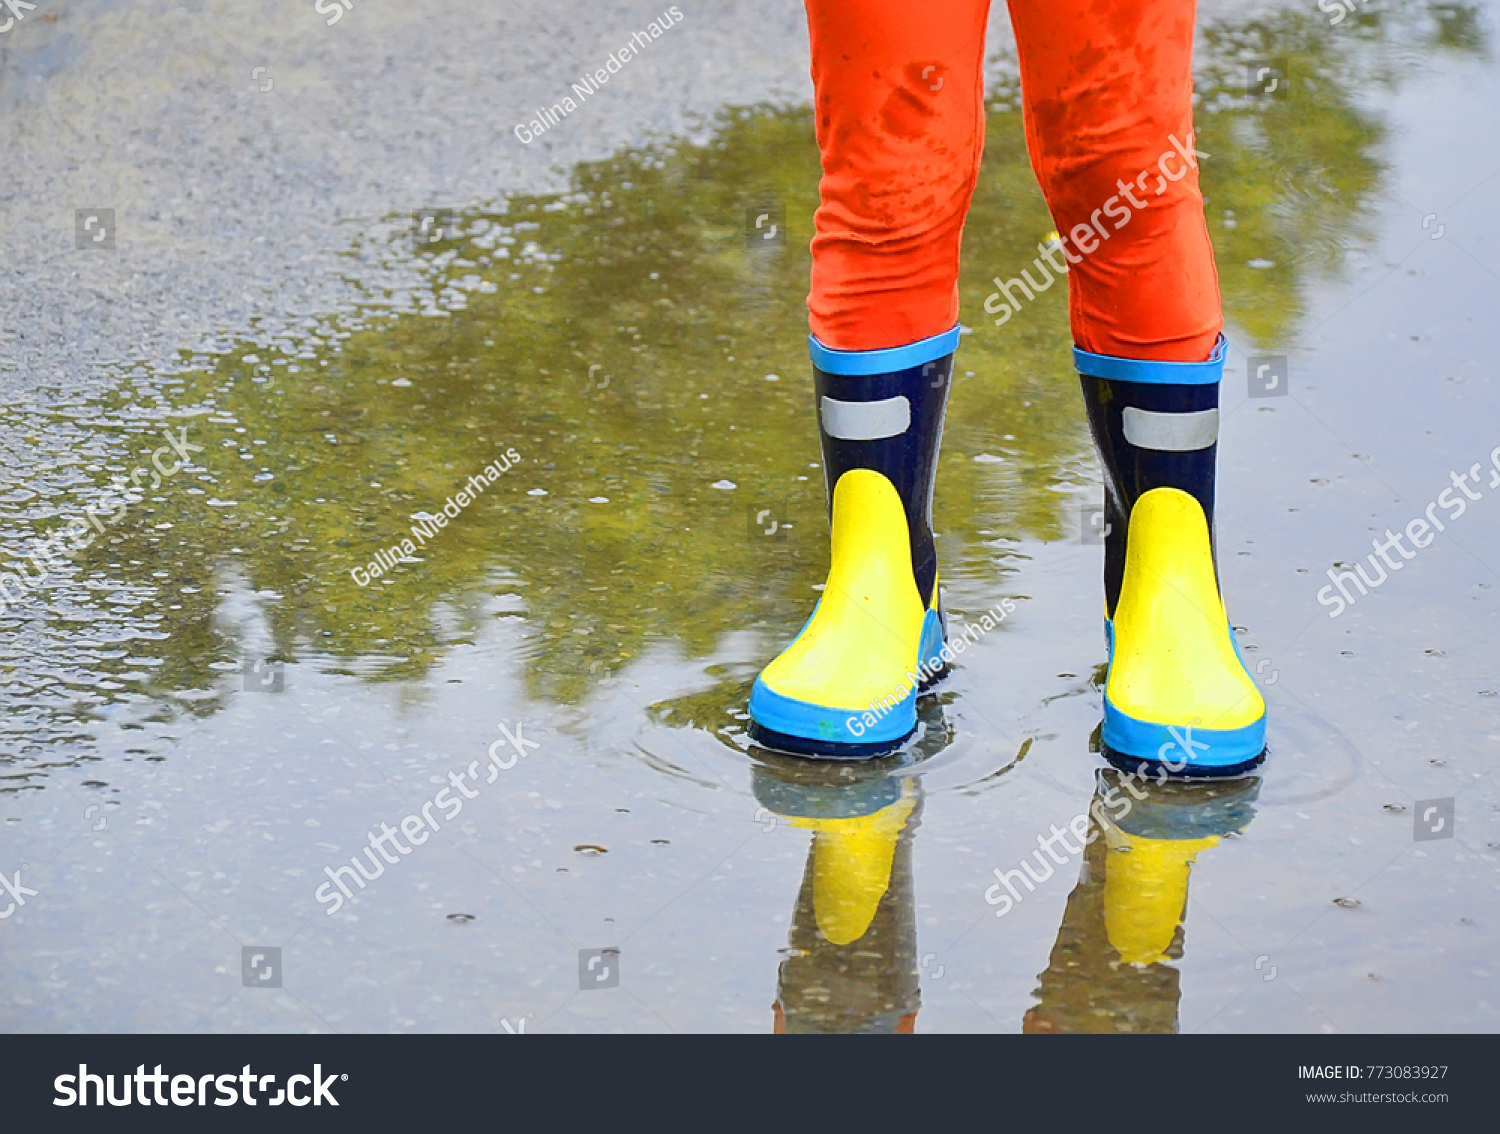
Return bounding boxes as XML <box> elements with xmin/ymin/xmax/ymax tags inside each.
<box><xmin>1</xmin><ymin>1</ymin><xmax>1497</xmax><ymax>1033</ymax></box>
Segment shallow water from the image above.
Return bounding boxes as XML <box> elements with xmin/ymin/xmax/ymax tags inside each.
<box><xmin>2</xmin><ymin>1</ymin><xmax>1498</xmax><ymax>1032</ymax></box>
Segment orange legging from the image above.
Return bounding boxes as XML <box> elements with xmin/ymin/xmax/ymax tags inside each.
<box><xmin>806</xmin><ymin>0</ymin><xmax>1221</xmax><ymax>362</ymax></box>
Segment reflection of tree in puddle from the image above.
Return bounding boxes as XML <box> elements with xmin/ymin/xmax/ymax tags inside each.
<box><xmin>1023</xmin><ymin>771</ymin><xmax>1261</xmax><ymax>1033</ymax></box>
<box><xmin>16</xmin><ymin>2</ymin><xmax>1482</xmax><ymax>773</ymax></box>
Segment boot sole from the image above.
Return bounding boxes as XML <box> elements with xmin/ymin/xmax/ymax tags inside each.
<box><xmin>747</xmin><ymin>718</ymin><xmax>916</xmax><ymax>761</ymax></box>
<box><xmin>1102</xmin><ymin>744</ymin><xmax>1266</xmax><ymax>780</ymax></box>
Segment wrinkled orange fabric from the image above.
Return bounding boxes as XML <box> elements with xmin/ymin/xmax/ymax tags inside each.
<box><xmin>805</xmin><ymin>0</ymin><xmax>1221</xmax><ymax>362</ymax></box>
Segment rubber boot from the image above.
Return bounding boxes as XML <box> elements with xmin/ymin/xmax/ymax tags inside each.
<box><xmin>748</xmin><ymin>327</ymin><xmax>955</xmax><ymax>758</ymax></box>
<box><xmin>1077</xmin><ymin>336</ymin><xmax>1267</xmax><ymax>776</ymax></box>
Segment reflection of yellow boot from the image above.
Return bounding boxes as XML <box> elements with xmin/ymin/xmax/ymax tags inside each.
<box><xmin>790</xmin><ymin>788</ymin><xmax>917</xmax><ymax>945</ymax></box>
<box><xmin>1102</xmin><ymin>827</ymin><xmax>1216</xmax><ymax>965</ymax></box>
<box><xmin>1099</xmin><ymin>773</ymin><xmax>1261</xmax><ymax>964</ymax></box>
<box><xmin>759</xmin><ymin>762</ymin><xmax>923</xmax><ymax>1034</ymax></box>
<box><xmin>1024</xmin><ymin>772</ymin><xmax>1261</xmax><ymax>1033</ymax></box>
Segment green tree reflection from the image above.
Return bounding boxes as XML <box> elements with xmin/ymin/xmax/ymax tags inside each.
<box><xmin>40</xmin><ymin>2</ymin><xmax>1481</xmax><ymax>743</ymax></box>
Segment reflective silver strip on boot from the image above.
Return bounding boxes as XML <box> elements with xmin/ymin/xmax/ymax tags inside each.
<box><xmin>819</xmin><ymin>395</ymin><xmax>912</xmax><ymax>441</ymax></box>
<box><xmin>1121</xmin><ymin>406</ymin><xmax>1219</xmax><ymax>451</ymax></box>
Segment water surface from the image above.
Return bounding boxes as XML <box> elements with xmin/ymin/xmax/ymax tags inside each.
<box><xmin>2</xmin><ymin>1</ymin><xmax>1498</xmax><ymax>1032</ymax></box>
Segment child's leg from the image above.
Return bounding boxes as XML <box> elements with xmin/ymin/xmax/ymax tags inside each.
<box><xmin>1006</xmin><ymin>0</ymin><xmax>1220</xmax><ymax>360</ymax></box>
<box><xmin>806</xmin><ymin>0</ymin><xmax>994</xmax><ymax>351</ymax></box>
<box><xmin>748</xmin><ymin>0</ymin><xmax>992</xmax><ymax>758</ymax></box>
<box><xmin>1009</xmin><ymin>0</ymin><xmax>1265</xmax><ymax>775</ymax></box>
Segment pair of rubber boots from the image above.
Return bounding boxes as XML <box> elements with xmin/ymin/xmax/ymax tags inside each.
<box><xmin>746</xmin><ymin>327</ymin><xmax>1267</xmax><ymax>777</ymax></box>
